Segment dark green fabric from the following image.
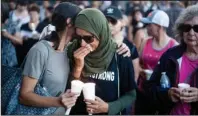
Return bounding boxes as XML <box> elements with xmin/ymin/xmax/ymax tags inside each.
<box><xmin>68</xmin><ymin>8</ymin><xmax>117</xmax><ymax>76</ymax></box>
<box><xmin>108</xmin><ymin>90</ymin><xmax>136</xmax><ymax>115</ymax></box>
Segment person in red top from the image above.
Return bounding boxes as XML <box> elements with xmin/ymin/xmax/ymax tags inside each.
<box><xmin>139</xmin><ymin>10</ymin><xmax>178</xmax><ymax>71</ymax></box>
<box><xmin>143</xmin><ymin>4</ymin><xmax>198</xmax><ymax>115</ymax></box>
<box><xmin>135</xmin><ymin>10</ymin><xmax>178</xmax><ymax>114</ymax></box>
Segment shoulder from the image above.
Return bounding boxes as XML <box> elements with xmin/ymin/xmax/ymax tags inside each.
<box><xmin>116</xmin><ymin>53</ymin><xmax>133</xmax><ymax>67</ymax></box>
<box><xmin>28</xmin><ymin>40</ymin><xmax>49</xmax><ymax>56</ymax></box>
<box><xmin>170</xmin><ymin>38</ymin><xmax>179</xmax><ymax>46</ymax></box>
<box><xmin>160</xmin><ymin>45</ymin><xmax>185</xmax><ymax>62</ymax></box>
<box><xmin>136</xmin><ymin>29</ymin><xmax>145</xmax><ymax>36</ymax></box>
<box><xmin>123</xmin><ymin>38</ymin><xmax>135</xmax><ymax>48</ymax></box>
<box><xmin>139</xmin><ymin>37</ymin><xmax>152</xmax><ymax>54</ymax></box>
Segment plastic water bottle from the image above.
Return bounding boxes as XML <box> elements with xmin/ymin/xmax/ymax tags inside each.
<box><xmin>160</xmin><ymin>72</ymin><xmax>170</xmax><ymax>89</ymax></box>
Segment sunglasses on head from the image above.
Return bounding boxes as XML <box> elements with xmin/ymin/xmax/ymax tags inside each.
<box><xmin>74</xmin><ymin>34</ymin><xmax>95</xmax><ymax>44</ymax></box>
<box><xmin>179</xmin><ymin>24</ymin><xmax>198</xmax><ymax>33</ymax></box>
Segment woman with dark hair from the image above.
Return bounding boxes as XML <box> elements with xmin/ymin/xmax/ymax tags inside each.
<box><xmin>9</xmin><ymin>0</ymin><xmax>30</xmax><ymax>29</ymax></box>
<box><xmin>19</xmin><ymin>2</ymin><xmax>82</xmax><ymax>114</ymax></box>
<box><xmin>143</xmin><ymin>4</ymin><xmax>198</xmax><ymax>115</ymax></box>
<box><xmin>40</xmin><ymin>6</ymin><xmax>54</xmax><ymax>27</ymax></box>
<box><xmin>68</xmin><ymin>8</ymin><xmax>136</xmax><ymax>115</ymax></box>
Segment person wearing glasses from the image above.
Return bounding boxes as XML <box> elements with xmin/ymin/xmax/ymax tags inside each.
<box><xmin>103</xmin><ymin>6</ymin><xmax>141</xmax><ymax>83</ymax></box>
<box><xmin>143</xmin><ymin>5</ymin><xmax>198</xmax><ymax>115</ymax></box>
<box><xmin>67</xmin><ymin>8</ymin><xmax>136</xmax><ymax>115</ymax></box>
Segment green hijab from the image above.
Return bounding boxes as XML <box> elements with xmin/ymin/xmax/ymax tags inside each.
<box><xmin>68</xmin><ymin>8</ymin><xmax>117</xmax><ymax>77</ymax></box>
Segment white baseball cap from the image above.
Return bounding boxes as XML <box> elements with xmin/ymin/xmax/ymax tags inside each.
<box><xmin>141</xmin><ymin>10</ymin><xmax>169</xmax><ymax>27</ymax></box>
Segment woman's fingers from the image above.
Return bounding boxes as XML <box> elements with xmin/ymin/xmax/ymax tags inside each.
<box><xmin>86</xmin><ymin>104</ymin><xmax>99</xmax><ymax>110</ymax></box>
<box><xmin>74</xmin><ymin>45</ymin><xmax>92</xmax><ymax>55</ymax></box>
<box><xmin>61</xmin><ymin>96</ymin><xmax>77</xmax><ymax>108</ymax></box>
<box><xmin>74</xmin><ymin>46</ymin><xmax>91</xmax><ymax>59</ymax></box>
<box><xmin>180</xmin><ymin>96</ymin><xmax>197</xmax><ymax>103</ymax></box>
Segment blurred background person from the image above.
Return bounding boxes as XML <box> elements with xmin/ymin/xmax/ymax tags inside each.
<box><xmin>53</xmin><ymin>0</ymin><xmax>61</xmax><ymax>8</ymax></box>
<box><xmin>8</xmin><ymin>0</ymin><xmax>16</xmax><ymax>12</ymax></box>
<box><xmin>16</xmin><ymin>4</ymin><xmax>45</xmax><ymax>66</ymax></box>
<box><xmin>130</xmin><ymin>6</ymin><xmax>149</xmax><ymax>52</ymax></box>
<box><xmin>165</xmin><ymin>1</ymin><xmax>184</xmax><ymax>41</ymax></box>
<box><xmin>125</xmin><ymin>1</ymin><xmax>143</xmax><ymax>43</ymax></box>
<box><xmin>1</xmin><ymin>2</ymin><xmax>18</xmax><ymax>67</ymax></box>
<box><xmin>90</xmin><ymin>1</ymin><xmax>102</xmax><ymax>9</ymax></box>
<box><xmin>158</xmin><ymin>1</ymin><xmax>171</xmax><ymax>11</ymax></box>
<box><xmin>9</xmin><ymin>0</ymin><xmax>30</xmax><ymax>30</ymax></box>
<box><xmin>20</xmin><ymin>4</ymin><xmax>45</xmax><ymax>39</ymax></box>
<box><xmin>39</xmin><ymin>1</ymin><xmax>51</xmax><ymax>21</ymax></box>
<box><xmin>40</xmin><ymin>6</ymin><xmax>54</xmax><ymax>27</ymax></box>
<box><xmin>27</xmin><ymin>0</ymin><xmax>37</xmax><ymax>10</ymax></box>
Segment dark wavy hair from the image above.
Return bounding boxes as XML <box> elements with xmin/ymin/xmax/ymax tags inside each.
<box><xmin>44</xmin><ymin>2</ymin><xmax>81</xmax><ymax>50</ymax></box>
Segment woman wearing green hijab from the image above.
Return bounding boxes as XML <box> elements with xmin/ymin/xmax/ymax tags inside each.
<box><xmin>68</xmin><ymin>8</ymin><xmax>136</xmax><ymax>115</ymax></box>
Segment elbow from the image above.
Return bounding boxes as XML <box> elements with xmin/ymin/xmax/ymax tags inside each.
<box><xmin>19</xmin><ymin>92</ymin><xmax>26</xmax><ymax>105</ymax></box>
<box><xmin>19</xmin><ymin>91</ymin><xmax>31</xmax><ymax>105</ymax></box>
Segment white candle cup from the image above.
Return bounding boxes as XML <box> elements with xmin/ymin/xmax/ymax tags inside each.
<box><xmin>83</xmin><ymin>83</ymin><xmax>95</xmax><ymax>115</ymax></box>
<box><xmin>83</xmin><ymin>83</ymin><xmax>95</xmax><ymax>100</ymax></box>
<box><xmin>144</xmin><ymin>69</ymin><xmax>153</xmax><ymax>80</ymax></box>
<box><xmin>71</xmin><ymin>80</ymin><xmax>84</xmax><ymax>96</ymax></box>
<box><xmin>178</xmin><ymin>83</ymin><xmax>190</xmax><ymax>89</ymax></box>
<box><xmin>178</xmin><ymin>83</ymin><xmax>190</xmax><ymax>93</ymax></box>
<box><xmin>65</xmin><ymin>80</ymin><xmax>84</xmax><ymax>115</ymax></box>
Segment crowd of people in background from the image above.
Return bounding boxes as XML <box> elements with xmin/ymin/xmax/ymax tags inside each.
<box><xmin>1</xmin><ymin>0</ymin><xmax>198</xmax><ymax>115</ymax></box>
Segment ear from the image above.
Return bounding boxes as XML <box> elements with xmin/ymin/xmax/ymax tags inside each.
<box><xmin>66</xmin><ymin>18</ymin><xmax>72</xmax><ymax>27</ymax></box>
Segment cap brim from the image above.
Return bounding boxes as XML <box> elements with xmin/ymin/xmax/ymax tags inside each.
<box><xmin>141</xmin><ymin>18</ymin><xmax>152</xmax><ymax>24</ymax></box>
<box><xmin>105</xmin><ymin>15</ymin><xmax>119</xmax><ymax>21</ymax></box>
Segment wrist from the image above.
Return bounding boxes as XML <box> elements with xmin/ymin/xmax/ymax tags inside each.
<box><xmin>72</xmin><ymin>67</ymin><xmax>83</xmax><ymax>79</ymax></box>
<box><xmin>56</xmin><ymin>96</ymin><xmax>64</xmax><ymax>107</ymax></box>
<box><xmin>104</xmin><ymin>102</ymin><xmax>109</xmax><ymax>113</ymax></box>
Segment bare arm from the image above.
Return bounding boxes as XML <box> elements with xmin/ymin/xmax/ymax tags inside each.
<box><xmin>132</xmin><ymin>58</ymin><xmax>141</xmax><ymax>83</ymax></box>
<box><xmin>134</xmin><ymin>29</ymin><xmax>145</xmax><ymax>53</ymax></box>
<box><xmin>19</xmin><ymin>76</ymin><xmax>62</xmax><ymax>107</ymax></box>
<box><xmin>2</xmin><ymin>31</ymin><xmax>23</xmax><ymax>45</ymax></box>
<box><xmin>127</xmin><ymin>25</ymin><xmax>133</xmax><ymax>43</ymax></box>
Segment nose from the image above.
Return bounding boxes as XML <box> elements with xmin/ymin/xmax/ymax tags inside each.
<box><xmin>189</xmin><ymin>28</ymin><xmax>195</xmax><ymax>35</ymax></box>
<box><xmin>81</xmin><ymin>39</ymin><xmax>87</xmax><ymax>47</ymax></box>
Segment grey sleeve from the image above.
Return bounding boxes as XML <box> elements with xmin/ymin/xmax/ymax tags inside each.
<box><xmin>23</xmin><ymin>48</ymin><xmax>46</xmax><ymax>79</ymax></box>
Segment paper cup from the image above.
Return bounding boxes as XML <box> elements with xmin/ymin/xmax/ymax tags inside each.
<box><xmin>144</xmin><ymin>69</ymin><xmax>153</xmax><ymax>80</ymax></box>
<box><xmin>83</xmin><ymin>83</ymin><xmax>95</xmax><ymax>100</ymax></box>
<box><xmin>71</xmin><ymin>80</ymin><xmax>84</xmax><ymax>97</ymax></box>
<box><xmin>178</xmin><ymin>83</ymin><xmax>190</xmax><ymax>89</ymax></box>
<box><xmin>178</xmin><ymin>83</ymin><xmax>190</xmax><ymax>94</ymax></box>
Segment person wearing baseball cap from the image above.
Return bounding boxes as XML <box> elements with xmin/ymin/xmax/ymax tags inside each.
<box><xmin>19</xmin><ymin>2</ymin><xmax>82</xmax><ymax>115</ymax></box>
<box><xmin>135</xmin><ymin>10</ymin><xmax>178</xmax><ymax>114</ymax></box>
<box><xmin>104</xmin><ymin>6</ymin><xmax>141</xmax><ymax>84</ymax></box>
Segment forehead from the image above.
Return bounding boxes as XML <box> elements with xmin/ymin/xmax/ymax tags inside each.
<box><xmin>29</xmin><ymin>11</ymin><xmax>39</xmax><ymax>14</ymax></box>
<box><xmin>76</xmin><ymin>28</ymin><xmax>92</xmax><ymax>36</ymax></box>
<box><xmin>148</xmin><ymin>23</ymin><xmax>158</xmax><ymax>27</ymax></box>
<box><xmin>184</xmin><ymin>16</ymin><xmax>198</xmax><ymax>25</ymax></box>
